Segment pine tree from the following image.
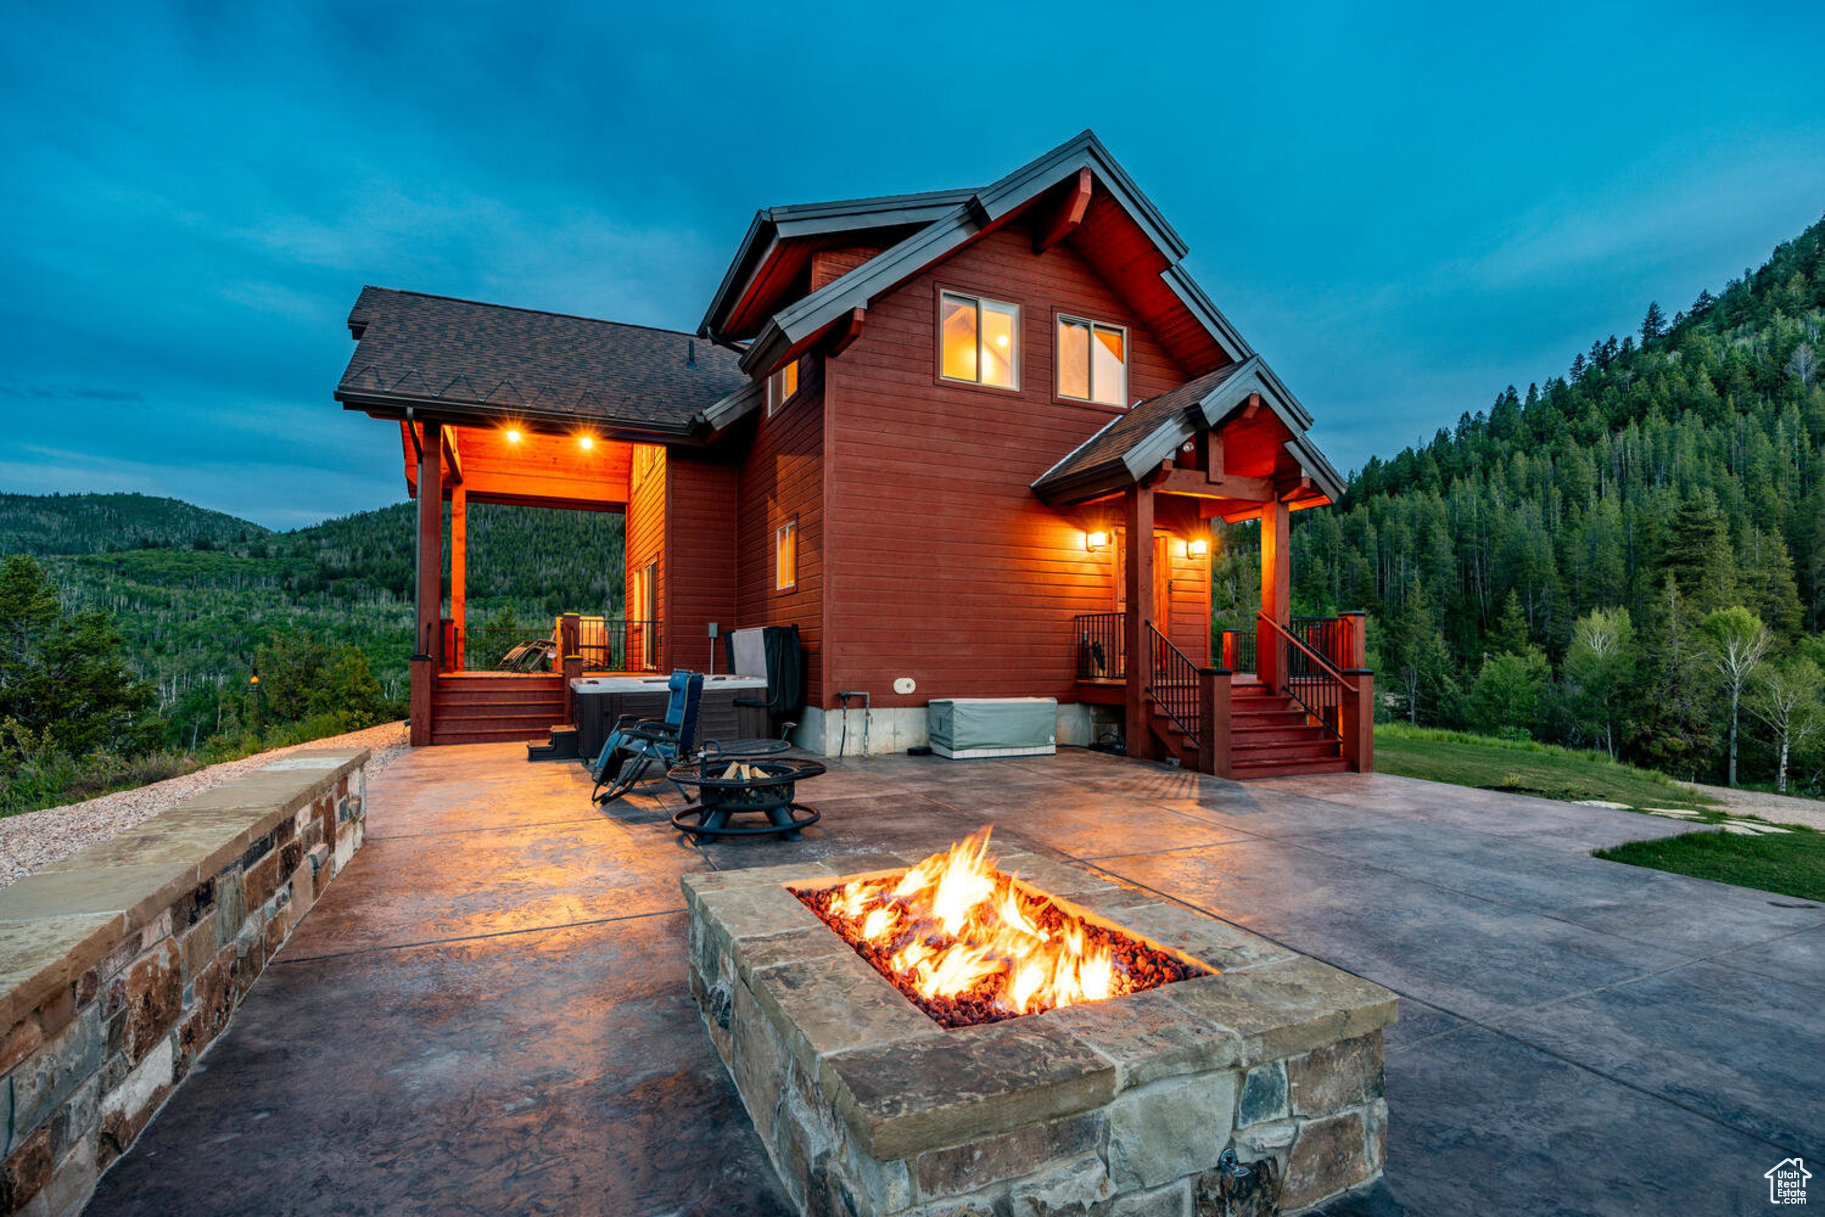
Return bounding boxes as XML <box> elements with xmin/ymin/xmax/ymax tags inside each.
<box><xmin>1640</xmin><ymin>301</ymin><xmax>1666</xmax><ymax>345</ymax></box>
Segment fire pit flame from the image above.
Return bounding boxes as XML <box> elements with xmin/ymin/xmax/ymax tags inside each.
<box><xmin>794</xmin><ymin>828</ymin><xmax>1208</xmax><ymax>1028</ymax></box>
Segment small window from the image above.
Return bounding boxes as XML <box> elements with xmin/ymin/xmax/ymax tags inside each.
<box><xmin>939</xmin><ymin>291</ymin><xmax>1019</xmax><ymax>389</ymax></box>
<box><xmin>767</xmin><ymin>358</ymin><xmax>800</xmax><ymax>416</ymax></box>
<box><xmin>775</xmin><ymin>519</ymin><xmax>798</xmax><ymax>590</ymax></box>
<box><xmin>1057</xmin><ymin>316</ymin><xmax>1127</xmax><ymax>406</ymax></box>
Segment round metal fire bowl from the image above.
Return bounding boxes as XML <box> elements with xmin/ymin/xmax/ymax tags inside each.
<box><xmin>668</xmin><ymin>757</ymin><xmax>827</xmax><ymax>840</ymax></box>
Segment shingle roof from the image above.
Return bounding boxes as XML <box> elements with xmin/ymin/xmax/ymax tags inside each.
<box><xmin>336</xmin><ymin>287</ymin><xmax>747</xmax><ymax>437</ymax></box>
<box><xmin>1043</xmin><ymin>364</ymin><xmax>1248</xmax><ymax>485</ymax></box>
<box><xmin>1031</xmin><ymin>356</ymin><xmax>1347</xmax><ymax>506</ymax></box>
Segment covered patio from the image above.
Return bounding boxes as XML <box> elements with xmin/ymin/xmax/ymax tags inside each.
<box><xmin>84</xmin><ymin>746</ymin><xmax>1825</xmax><ymax>1216</ymax></box>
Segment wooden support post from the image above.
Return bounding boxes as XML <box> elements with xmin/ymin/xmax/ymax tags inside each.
<box><xmin>559</xmin><ymin>613</ymin><xmax>583</xmax><ymax>726</ymax></box>
<box><xmin>1257</xmin><ymin>499</ymin><xmax>1290</xmax><ymax>691</ymax></box>
<box><xmin>1122</xmin><ymin>485</ymin><xmax>1154</xmax><ymax>760</ymax></box>
<box><xmin>1197</xmin><ymin>667</ymin><xmax>1233</xmax><ymax>778</ymax></box>
<box><xmin>449</xmin><ymin>483</ymin><xmax>466</xmax><ymax>671</ymax></box>
<box><xmin>411</xmin><ymin>421</ymin><xmax>444</xmax><ymax>746</ymax></box>
<box><xmin>1340</xmin><ymin>610</ymin><xmax>1374</xmax><ymax>773</ymax></box>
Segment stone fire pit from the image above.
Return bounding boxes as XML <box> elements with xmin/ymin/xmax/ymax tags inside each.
<box><xmin>683</xmin><ymin>846</ymin><xmax>1397</xmax><ymax>1216</ymax></box>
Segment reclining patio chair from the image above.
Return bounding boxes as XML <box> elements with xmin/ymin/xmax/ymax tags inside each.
<box><xmin>590</xmin><ymin>670</ymin><xmax>704</xmax><ymax>805</ymax></box>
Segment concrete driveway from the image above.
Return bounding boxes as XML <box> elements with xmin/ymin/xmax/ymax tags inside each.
<box><xmin>85</xmin><ymin>746</ymin><xmax>1824</xmax><ymax>1216</ymax></box>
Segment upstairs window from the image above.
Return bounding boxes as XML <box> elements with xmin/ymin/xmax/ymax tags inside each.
<box><xmin>939</xmin><ymin>291</ymin><xmax>1019</xmax><ymax>389</ymax></box>
<box><xmin>776</xmin><ymin>518</ymin><xmax>798</xmax><ymax>590</ymax></box>
<box><xmin>1057</xmin><ymin>316</ymin><xmax>1127</xmax><ymax>406</ymax></box>
<box><xmin>767</xmin><ymin>358</ymin><xmax>800</xmax><ymax>416</ymax></box>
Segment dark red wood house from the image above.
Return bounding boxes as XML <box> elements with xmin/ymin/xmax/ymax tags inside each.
<box><xmin>334</xmin><ymin>132</ymin><xmax>1371</xmax><ymax>778</ymax></box>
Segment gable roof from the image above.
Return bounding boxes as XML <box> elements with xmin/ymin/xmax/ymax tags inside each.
<box><xmin>729</xmin><ymin>131</ymin><xmax>1255</xmax><ymax>377</ymax></box>
<box><xmin>336</xmin><ymin>287</ymin><xmax>747</xmax><ymax>441</ymax></box>
<box><xmin>1031</xmin><ymin>355</ymin><xmax>1346</xmax><ymax>507</ymax></box>
<box><xmin>699</xmin><ymin>187</ymin><xmax>977</xmax><ymax>340</ymax></box>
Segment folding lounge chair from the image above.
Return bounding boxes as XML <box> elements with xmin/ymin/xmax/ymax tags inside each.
<box><xmin>590</xmin><ymin>670</ymin><xmax>704</xmax><ymax>804</ymax></box>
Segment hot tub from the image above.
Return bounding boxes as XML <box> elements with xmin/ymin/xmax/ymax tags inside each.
<box><xmin>569</xmin><ymin>674</ymin><xmax>771</xmax><ymax>761</ymax></box>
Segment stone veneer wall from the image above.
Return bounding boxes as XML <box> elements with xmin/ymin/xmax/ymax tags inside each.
<box><xmin>0</xmin><ymin>749</ymin><xmax>370</xmax><ymax>1216</ymax></box>
<box><xmin>684</xmin><ymin>853</ymin><xmax>1396</xmax><ymax>1217</ymax></box>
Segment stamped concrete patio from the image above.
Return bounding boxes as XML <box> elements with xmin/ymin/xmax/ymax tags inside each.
<box><xmin>86</xmin><ymin>745</ymin><xmax>1824</xmax><ymax>1216</ymax></box>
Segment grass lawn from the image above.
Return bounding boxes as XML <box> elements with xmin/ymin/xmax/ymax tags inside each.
<box><xmin>1595</xmin><ymin>828</ymin><xmax>1825</xmax><ymax>904</ymax></box>
<box><xmin>1373</xmin><ymin>723</ymin><xmax>1716</xmax><ymax>813</ymax></box>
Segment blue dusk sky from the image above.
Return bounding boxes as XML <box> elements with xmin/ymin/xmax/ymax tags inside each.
<box><xmin>2</xmin><ymin>2</ymin><xmax>1822</xmax><ymax>529</ymax></box>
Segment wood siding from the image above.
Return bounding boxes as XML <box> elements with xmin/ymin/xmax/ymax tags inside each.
<box><xmin>734</xmin><ymin>355</ymin><xmax>826</xmax><ymax>700</ymax></box>
<box><xmin>625</xmin><ymin>445</ymin><xmax>667</xmax><ymax>665</ymax></box>
<box><xmin>822</xmin><ymin>223</ymin><xmax>1199</xmax><ymax>710</ymax></box>
<box><xmin>664</xmin><ymin>451</ymin><xmax>740</xmax><ymax>675</ymax></box>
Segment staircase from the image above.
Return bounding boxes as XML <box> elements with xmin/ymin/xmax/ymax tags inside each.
<box><xmin>1228</xmin><ymin>679</ymin><xmax>1348</xmax><ymax>778</ymax></box>
<box><xmin>430</xmin><ymin>673</ymin><xmax>566</xmax><ymax>745</ymax></box>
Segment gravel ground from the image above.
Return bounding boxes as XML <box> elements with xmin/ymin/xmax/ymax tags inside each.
<box><xmin>1683</xmin><ymin>780</ymin><xmax>1825</xmax><ymax>831</ymax></box>
<box><xmin>0</xmin><ymin>721</ymin><xmax>411</xmax><ymax>889</ymax></box>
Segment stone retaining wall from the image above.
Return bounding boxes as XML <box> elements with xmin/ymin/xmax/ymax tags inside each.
<box><xmin>0</xmin><ymin>749</ymin><xmax>370</xmax><ymax>1216</ymax></box>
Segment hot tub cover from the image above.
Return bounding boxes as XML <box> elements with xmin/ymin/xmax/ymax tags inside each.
<box><xmin>928</xmin><ymin>697</ymin><xmax>1057</xmax><ymax>758</ymax></box>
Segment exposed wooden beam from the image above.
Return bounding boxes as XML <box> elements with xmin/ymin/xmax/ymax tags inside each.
<box><xmin>1206</xmin><ymin>432</ymin><xmax>1225</xmax><ymax>481</ymax></box>
<box><xmin>1153</xmin><ymin>465</ymin><xmax>1274</xmax><ymax>501</ymax></box>
<box><xmin>441</xmin><ymin>426</ymin><xmax>464</xmax><ymax>485</ymax></box>
<box><xmin>830</xmin><ymin>306</ymin><xmax>867</xmax><ymax>357</ymax></box>
<box><xmin>1033</xmin><ymin>167</ymin><xmax>1093</xmax><ymax>254</ymax></box>
<box><xmin>1241</xmin><ymin>391</ymin><xmax>1262</xmax><ymax>421</ymax></box>
<box><xmin>1276</xmin><ymin>474</ymin><xmax>1313</xmax><ymax>502</ymax></box>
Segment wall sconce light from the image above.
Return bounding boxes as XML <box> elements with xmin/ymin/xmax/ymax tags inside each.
<box><xmin>578</xmin><ymin>434</ymin><xmax>595</xmax><ymax>451</ymax></box>
<box><xmin>1188</xmin><ymin>537</ymin><xmax>1210</xmax><ymax>558</ymax></box>
<box><xmin>1085</xmin><ymin>530</ymin><xmax>1109</xmax><ymax>552</ymax></box>
<box><xmin>505</xmin><ymin>428</ymin><xmax>522</xmax><ymax>444</ymax></box>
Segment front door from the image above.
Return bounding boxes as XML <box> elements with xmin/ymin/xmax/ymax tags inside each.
<box><xmin>1113</xmin><ymin>530</ymin><xmax>1172</xmax><ymax>633</ymax></box>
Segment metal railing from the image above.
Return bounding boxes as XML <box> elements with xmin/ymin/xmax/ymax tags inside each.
<box><xmin>1073</xmin><ymin>612</ymin><xmax>1127</xmax><ymax>680</ymax></box>
<box><xmin>1218</xmin><ymin>629</ymin><xmax>1257</xmax><ymax>674</ymax></box>
<box><xmin>1258</xmin><ymin>613</ymin><xmax>1354</xmax><ymax>741</ymax></box>
<box><xmin>1146</xmin><ymin>623</ymin><xmax>1201</xmax><ymax>741</ymax></box>
<box><xmin>451</xmin><ymin>617</ymin><xmax>662</xmax><ymax>673</ymax></box>
<box><xmin>575</xmin><ymin>617</ymin><xmax>661</xmax><ymax>673</ymax></box>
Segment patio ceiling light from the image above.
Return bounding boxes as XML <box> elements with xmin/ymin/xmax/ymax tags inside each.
<box><xmin>579</xmin><ymin>434</ymin><xmax>595</xmax><ymax>451</ymax></box>
<box><xmin>505</xmin><ymin>427</ymin><xmax>522</xmax><ymax>444</ymax></box>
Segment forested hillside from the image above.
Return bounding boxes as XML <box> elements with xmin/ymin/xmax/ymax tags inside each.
<box><xmin>1224</xmin><ymin>213</ymin><xmax>1825</xmax><ymax>790</ymax></box>
<box><xmin>0</xmin><ymin>492</ymin><xmax>271</xmax><ymax>554</ymax></box>
<box><xmin>0</xmin><ymin>498</ymin><xmax>624</xmax><ymax>810</ymax></box>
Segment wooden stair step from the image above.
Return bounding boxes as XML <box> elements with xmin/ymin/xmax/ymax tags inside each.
<box><xmin>1231</xmin><ymin>741</ymin><xmax>1341</xmax><ymax>763</ymax></box>
<box><xmin>1229</xmin><ymin>756</ymin><xmax>1351</xmax><ymax>779</ymax></box>
<box><xmin>1231</xmin><ymin>727</ymin><xmax>1334</xmax><ymax>745</ymax></box>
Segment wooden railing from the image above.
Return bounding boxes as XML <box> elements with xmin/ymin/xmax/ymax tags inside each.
<box><xmin>1074</xmin><ymin>611</ymin><xmax>1127</xmax><ymax>680</ymax></box>
<box><xmin>1257</xmin><ymin>612</ymin><xmax>1357</xmax><ymax>741</ymax></box>
<box><xmin>1146</xmin><ymin>623</ymin><xmax>1201</xmax><ymax>741</ymax></box>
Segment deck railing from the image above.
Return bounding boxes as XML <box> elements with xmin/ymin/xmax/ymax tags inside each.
<box><xmin>1218</xmin><ymin>629</ymin><xmax>1257</xmax><ymax>674</ymax></box>
<box><xmin>1145</xmin><ymin>623</ymin><xmax>1201</xmax><ymax>741</ymax></box>
<box><xmin>452</xmin><ymin>616</ymin><xmax>662</xmax><ymax>673</ymax></box>
<box><xmin>1073</xmin><ymin>611</ymin><xmax>1127</xmax><ymax>680</ymax></box>
<box><xmin>1257</xmin><ymin>612</ymin><xmax>1355</xmax><ymax>740</ymax></box>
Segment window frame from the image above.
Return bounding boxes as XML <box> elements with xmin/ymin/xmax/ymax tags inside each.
<box><xmin>775</xmin><ymin>518</ymin><xmax>798</xmax><ymax>591</ymax></box>
<box><xmin>766</xmin><ymin>358</ymin><xmax>801</xmax><ymax>417</ymax></box>
<box><xmin>935</xmin><ymin>288</ymin><xmax>1021</xmax><ymax>392</ymax></box>
<box><xmin>1054</xmin><ymin>313</ymin><xmax>1129</xmax><ymax>408</ymax></box>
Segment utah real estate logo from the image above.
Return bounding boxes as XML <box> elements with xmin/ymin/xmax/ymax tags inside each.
<box><xmin>1766</xmin><ymin>1158</ymin><xmax>1810</xmax><ymax>1206</ymax></box>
